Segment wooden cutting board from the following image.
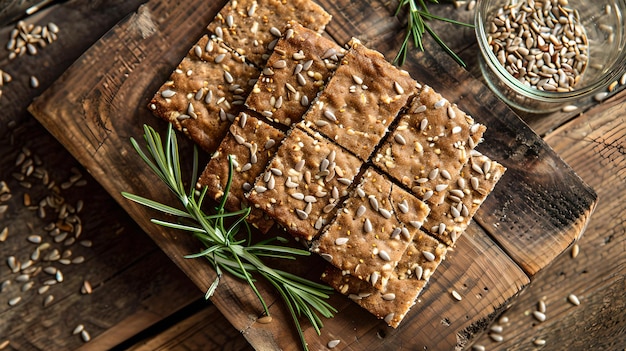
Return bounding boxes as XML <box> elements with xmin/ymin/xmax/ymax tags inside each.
<box><xmin>28</xmin><ymin>0</ymin><xmax>597</xmax><ymax>349</ymax></box>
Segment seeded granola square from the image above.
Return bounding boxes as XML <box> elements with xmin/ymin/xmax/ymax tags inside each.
<box><xmin>208</xmin><ymin>0</ymin><xmax>332</xmax><ymax>68</ymax></box>
<box><xmin>149</xmin><ymin>35</ymin><xmax>259</xmax><ymax>154</ymax></box>
<box><xmin>197</xmin><ymin>112</ymin><xmax>285</xmax><ymax>233</ymax></box>
<box><xmin>424</xmin><ymin>152</ymin><xmax>506</xmax><ymax>246</ymax></box>
<box><xmin>321</xmin><ymin>228</ymin><xmax>446</xmax><ymax>328</ymax></box>
<box><xmin>312</xmin><ymin>168</ymin><xmax>430</xmax><ymax>291</ymax></box>
<box><xmin>300</xmin><ymin>38</ymin><xmax>419</xmax><ymax>161</ymax></box>
<box><xmin>246</xmin><ymin>126</ymin><xmax>362</xmax><ymax>241</ymax></box>
<box><xmin>246</xmin><ymin>21</ymin><xmax>344</xmax><ymax>127</ymax></box>
<box><xmin>373</xmin><ymin>85</ymin><xmax>486</xmax><ymax>206</ymax></box>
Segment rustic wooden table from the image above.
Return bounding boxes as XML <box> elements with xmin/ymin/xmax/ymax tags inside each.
<box><xmin>0</xmin><ymin>0</ymin><xmax>624</xmax><ymax>350</ymax></box>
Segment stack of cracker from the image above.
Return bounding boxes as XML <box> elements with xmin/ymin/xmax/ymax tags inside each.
<box><xmin>148</xmin><ymin>0</ymin><xmax>506</xmax><ymax>329</ymax></box>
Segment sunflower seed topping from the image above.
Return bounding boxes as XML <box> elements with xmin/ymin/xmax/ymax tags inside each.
<box><xmin>161</xmin><ymin>89</ymin><xmax>176</xmax><ymax>98</ymax></box>
<box><xmin>335</xmin><ymin>237</ymin><xmax>349</xmax><ymax>245</ymax></box>
<box><xmin>422</xmin><ymin>251</ymin><xmax>436</xmax><ymax>262</ymax></box>
<box><xmin>378</xmin><ymin>250</ymin><xmax>391</xmax><ymax>261</ymax></box>
<box><xmin>363</xmin><ymin>218</ymin><xmax>373</xmax><ymax>233</ymax></box>
<box><xmin>379</xmin><ymin>208</ymin><xmax>392</xmax><ymax>219</ymax></box>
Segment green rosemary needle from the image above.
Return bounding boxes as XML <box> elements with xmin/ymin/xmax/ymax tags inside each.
<box><xmin>122</xmin><ymin>124</ymin><xmax>336</xmax><ymax>351</ymax></box>
<box><xmin>394</xmin><ymin>0</ymin><xmax>474</xmax><ymax>67</ymax></box>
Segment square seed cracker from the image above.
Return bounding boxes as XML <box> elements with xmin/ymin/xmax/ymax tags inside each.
<box><xmin>197</xmin><ymin>112</ymin><xmax>285</xmax><ymax>233</ymax></box>
<box><xmin>208</xmin><ymin>0</ymin><xmax>332</xmax><ymax>68</ymax></box>
<box><xmin>425</xmin><ymin>152</ymin><xmax>506</xmax><ymax>246</ymax></box>
<box><xmin>300</xmin><ymin>38</ymin><xmax>419</xmax><ymax>161</ymax></box>
<box><xmin>246</xmin><ymin>21</ymin><xmax>344</xmax><ymax>127</ymax></box>
<box><xmin>321</xmin><ymin>228</ymin><xmax>446</xmax><ymax>328</ymax></box>
<box><xmin>246</xmin><ymin>126</ymin><xmax>362</xmax><ymax>241</ymax></box>
<box><xmin>149</xmin><ymin>35</ymin><xmax>259</xmax><ymax>154</ymax></box>
<box><xmin>373</xmin><ymin>85</ymin><xmax>486</xmax><ymax>206</ymax></box>
<box><xmin>312</xmin><ymin>167</ymin><xmax>430</xmax><ymax>291</ymax></box>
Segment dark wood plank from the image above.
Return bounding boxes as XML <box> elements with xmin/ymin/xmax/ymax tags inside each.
<box><xmin>470</xmin><ymin>88</ymin><xmax>626</xmax><ymax>350</ymax></box>
<box><xmin>125</xmin><ymin>302</ymin><xmax>253</xmax><ymax>351</ymax></box>
<box><xmin>0</xmin><ymin>117</ymin><xmax>200</xmax><ymax>351</ymax></box>
<box><xmin>25</xmin><ymin>0</ymin><xmax>595</xmax><ymax>350</ymax></box>
<box><xmin>0</xmin><ymin>0</ymin><xmax>148</xmax><ymax>124</ymax></box>
<box><xmin>0</xmin><ymin>1</ymin><xmax>203</xmax><ymax>350</ymax></box>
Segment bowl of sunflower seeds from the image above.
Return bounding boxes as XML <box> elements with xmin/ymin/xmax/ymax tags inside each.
<box><xmin>475</xmin><ymin>0</ymin><xmax>626</xmax><ymax>113</ymax></box>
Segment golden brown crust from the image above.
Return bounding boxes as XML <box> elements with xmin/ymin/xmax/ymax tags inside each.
<box><xmin>373</xmin><ymin>85</ymin><xmax>486</xmax><ymax>206</ymax></box>
<box><xmin>246</xmin><ymin>21</ymin><xmax>344</xmax><ymax>127</ymax></box>
<box><xmin>208</xmin><ymin>0</ymin><xmax>332</xmax><ymax>67</ymax></box>
<box><xmin>312</xmin><ymin>167</ymin><xmax>430</xmax><ymax>291</ymax></box>
<box><xmin>149</xmin><ymin>36</ymin><xmax>259</xmax><ymax>154</ymax></box>
<box><xmin>321</xmin><ymin>228</ymin><xmax>446</xmax><ymax>328</ymax></box>
<box><xmin>197</xmin><ymin>112</ymin><xmax>285</xmax><ymax>233</ymax></box>
<box><xmin>424</xmin><ymin>153</ymin><xmax>506</xmax><ymax>245</ymax></box>
<box><xmin>246</xmin><ymin>127</ymin><xmax>362</xmax><ymax>241</ymax></box>
<box><xmin>300</xmin><ymin>38</ymin><xmax>419</xmax><ymax>161</ymax></box>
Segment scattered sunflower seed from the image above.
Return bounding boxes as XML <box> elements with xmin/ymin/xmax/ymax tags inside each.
<box><xmin>538</xmin><ymin>300</ymin><xmax>546</xmax><ymax>313</ymax></box>
<box><xmin>567</xmin><ymin>294</ymin><xmax>581</xmax><ymax>306</ymax></box>
<box><xmin>27</xmin><ymin>234</ymin><xmax>42</xmax><ymax>244</ymax></box>
<box><xmin>571</xmin><ymin>243</ymin><xmax>580</xmax><ymax>258</ymax></box>
<box><xmin>533</xmin><ymin>310</ymin><xmax>546</xmax><ymax>322</ymax></box>
<box><xmin>80</xmin><ymin>329</ymin><xmax>91</xmax><ymax>342</ymax></box>
<box><xmin>81</xmin><ymin>280</ymin><xmax>93</xmax><ymax>294</ymax></box>
<box><xmin>30</xmin><ymin>75</ymin><xmax>39</xmax><ymax>88</ymax></box>
<box><xmin>8</xmin><ymin>296</ymin><xmax>21</xmax><ymax>306</ymax></box>
<box><xmin>490</xmin><ymin>324</ymin><xmax>503</xmax><ymax>333</ymax></box>
<box><xmin>72</xmin><ymin>324</ymin><xmax>85</xmax><ymax>335</ymax></box>
<box><xmin>562</xmin><ymin>105</ymin><xmax>578</xmax><ymax>112</ymax></box>
<box><xmin>594</xmin><ymin>92</ymin><xmax>608</xmax><ymax>102</ymax></box>
<box><xmin>257</xmin><ymin>315</ymin><xmax>273</xmax><ymax>324</ymax></box>
<box><xmin>489</xmin><ymin>333</ymin><xmax>503</xmax><ymax>342</ymax></box>
<box><xmin>327</xmin><ymin>339</ymin><xmax>341</xmax><ymax>349</ymax></box>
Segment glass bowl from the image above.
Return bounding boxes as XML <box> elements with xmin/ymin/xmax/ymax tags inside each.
<box><xmin>475</xmin><ymin>0</ymin><xmax>626</xmax><ymax>113</ymax></box>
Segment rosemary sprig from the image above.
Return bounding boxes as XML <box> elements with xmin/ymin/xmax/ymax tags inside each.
<box><xmin>393</xmin><ymin>0</ymin><xmax>474</xmax><ymax>67</ymax></box>
<box><xmin>122</xmin><ymin>124</ymin><xmax>336</xmax><ymax>351</ymax></box>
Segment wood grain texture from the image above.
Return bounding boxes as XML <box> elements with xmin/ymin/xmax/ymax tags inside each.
<box><xmin>0</xmin><ymin>118</ymin><xmax>199</xmax><ymax>351</ymax></box>
<box><xmin>126</xmin><ymin>302</ymin><xmax>253</xmax><ymax>351</ymax></box>
<box><xmin>26</xmin><ymin>0</ymin><xmax>597</xmax><ymax>349</ymax></box>
<box><xmin>0</xmin><ymin>1</ymin><xmax>203</xmax><ymax>350</ymax></box>
<box><xmin>469</xmin><ymin>90</ymin><xmax>626</xmax><ymax>351</ymax></box>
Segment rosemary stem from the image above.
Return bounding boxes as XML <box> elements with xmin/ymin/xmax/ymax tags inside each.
<box><xmin>266</xmin><ymin>276</ymin><xmax>309</xmax><ymax>351</ymax></box>
<box><xmin>124</xmin><ymin>124</ymin><xmax>335</xmax><ymax>351</ymax></box>
<box><xmin>228</xmin><ymin>245</ymin><xmax>271</xmax><ymax>316</ymax></box>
